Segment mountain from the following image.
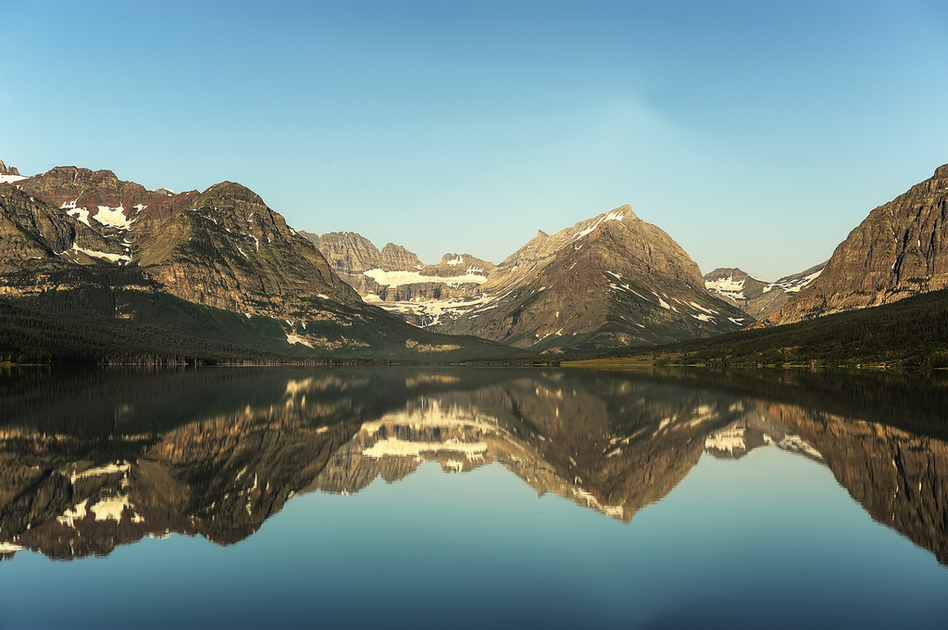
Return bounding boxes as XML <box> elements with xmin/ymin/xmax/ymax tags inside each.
<box><xmin>302</xmin><ymin>231</ymin><xmax>423</xmax><ymax>295</ymax></box>
<box><xmin>309</xmin><ymin>207</ymin><xmax>749</xmax><ymax>353</ymax></box>
<box><xmin>0</xmin><ymin>164</ymin><xmax>520</xmax><ymax>362</ymax></box>
<box><xmin>0</xmin><ymin>159</ymin><xmax>23</xmax><ymax>183</ymax></box>
<box><xmin>704</xmin><ymin>262</ymin><xmax>825</xmax><ymax>319</ymax></box>
<box><xmin>762</xmin><ymin>164</ymin><xmax>948</xmax><ymax>326</ymax></box>
<box><xmin>426</xmin><ymin>206</ymin><xmax>749</xmax><ymax>352</ymax></box>
<box><xmin>303</xmin><ymin>231</ymin><xmax>494</xmax><ymax>312</ymax></box>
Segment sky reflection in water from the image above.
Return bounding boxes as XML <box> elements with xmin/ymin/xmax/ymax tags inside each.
<box><xmin>0</xmin><ymin>367</ymin><xmax>946</xmax><ymax>629</ymax></box>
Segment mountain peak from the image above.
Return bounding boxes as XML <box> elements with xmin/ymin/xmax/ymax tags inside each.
<box><xmin>0</xmin><ymin>159</ymin><xmax>19</xmax><ymax>176</ymax></box>
<box><xmin>613</xmin><ymin>204</ymin><xmax>636</xmax><ymax>218</ymax></box>
<box><xmin>43</xmin><ymin>166</ymin><xmax>120</xmax><ymax>186</ymax></box>
<box><xmin>200</xmin><ymin>181</ymin><xmax>264</xmax><ymax>205</ymax></box>
<box><xmin>705</xmin><ymin>263</ymin><xmax>825</xmax><ymax>319</ymax></box>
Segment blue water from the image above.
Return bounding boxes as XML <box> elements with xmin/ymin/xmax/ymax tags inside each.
<box><xmin>1</xmin><ymin>367</ymin><xmax>947</xmax><ymax>629</ymax></box>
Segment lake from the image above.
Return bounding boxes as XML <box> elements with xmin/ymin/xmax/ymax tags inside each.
<box><xmin>1</xmin><ymin>366</ymin><xmax>947</xmax><ymax>629</ymax></box>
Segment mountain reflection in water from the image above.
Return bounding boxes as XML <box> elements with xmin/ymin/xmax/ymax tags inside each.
<box><xmin>0</xmin><ymin>366</ymin><xmax>946</xmax><ymax>566</ymax></box>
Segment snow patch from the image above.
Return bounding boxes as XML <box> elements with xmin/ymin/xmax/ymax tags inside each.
<box><xmin>705</xmin><ymin>426</ymin><xmax>746</xmax><ymax>454</ymax></box>
<box><xmin>571</xmin><ymin>487</ymin><xmax>624</xmax><ymax>519</ymax></box>
<box><xmin>364</xmin><ymin>268</ymin><xmax>487</xmax><ymax>287</ymax></box>
<box><xmin>90</xmin><ymin>495</ymin><xmax>134</xmax><ymax>522</ymax></box>
<box><xmin>70</xmin><ymin>243</ymin><xmax>131</xmax><ymax>264</ymax></box>
<box><xmin>767</xmin><ymin>268</ymin><xmax>824</xmax><ymax>294</ymax></box>
<box><xmin>445</xmin><ymin>255</ymin><xmax>464</xmax><ymax>266</ymax></box>
<box><xmin>286</xmin><ymin>333</ymin><xmax>313</xmax><ymax>348</ymax></box>
<box><xmin>94</xmin><ymin>205</ymin><xmax>134</xmax><ymax>229</ymax></box>
<box><xmin>66</xmin><ymin>207</ymin><xmax>91</xmax><ymax>226</ymax></box>
<box><xmin>0</xmin><ymin>173</ymin><xmax>26</xmax><ymax>184</ymax></box>
<box><xmin>571</xmin><ymin>208</ymin><xmax>626</xmax><ymax>241</ymax></box>
<box><xmin>74</xmin><ymin>462</ymin><xmax>129</xmax><ymax>481</ymax></box>
<box><xmin>705</xmin><ymin>276</ymin><xmax>745</xmax><ymax>300</ymax></box>
<box><xmin>689</xmin><ymin>301</ymin><xmax>717</xmax><ymax>315</ymax></box>
<box><xmin>362</xmin><ymin>437</ymin><xmax>488</xmax><ymax>461</ymax></box>
<box><xmin>57</xmin><ymin>500</ymin><xmax>89</xmax><ymax>528</ymax></box>
<box><xmin>777</xmin><ymin>435</ymin><xmax>823</xmax><ymax>459</ymax></box>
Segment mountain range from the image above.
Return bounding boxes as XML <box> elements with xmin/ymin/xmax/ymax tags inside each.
<box><xmin>1</xmin><ymin>157</ymin><xmax>946</xmax><ymax>363</ymax></box>
<box><xmin>308</xmin><ymin>207</ymin><xmax>756</xmax><ymax>353</ymax></box>
<box><xmin>0</xmin><ymin>166</ymin><xmax>519</xmax><ymax>362</ymax></box>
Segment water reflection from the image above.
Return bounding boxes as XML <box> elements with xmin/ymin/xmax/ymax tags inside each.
<box><xmin>0</xmin><ymin>367</ymin><xmax>946</xmax><ymax>566</ymax></box>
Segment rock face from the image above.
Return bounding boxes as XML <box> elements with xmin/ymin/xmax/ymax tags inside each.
<box><xmin>704</xmin><ymin>263</ymin><xmax>825</xmax><ymax>319</ymax></box>
<box><xmin>0</xmin><ymin>183</ymin><xmax>133</xmax><ymax>294</ymax></box>
<box><xmin>429</xmin><ymin>206</ymin><xmax>749</xmax><ymax>351</ymax></box>
<box><xmin>0</xmin><ymin>160</ymin><xmax>26</xmax><ymax>185</ymax></box>
<box><xmin>303</xmin><ymin>232</ymin><xmax>419</xmax><ymax>294</ymax></box>
<box><xmin>11</xmin><ymin>169</ymin><xmax>358</xmax><ymax>315</ymax></box>
<box><xmin>137</xmin><ymin>181</ymin><xmax>359</xmax><ymax>316</ymax></box>
<box><xmin>2</xmin><ymin>165</ymin><xmax>516</xmax><ymax>359</ymax></box>
<box><xmin>763</xmin><ymin>165</ymin><xmax>948</xmax><ymax>326</ymax></box>
<box><xmin>304</xmin><ymin>231</ymin><xmax>494</xmax><ymax>304</ymax></box>
<box><xmin>308</xmin><ymin>207</ymin><xmax>749</xmax><ymax>352</ymax></box>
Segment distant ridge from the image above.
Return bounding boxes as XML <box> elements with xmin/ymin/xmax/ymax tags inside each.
<box><xmin>309</xmin><ymin>207</ymin><xmax>749</xmax><ymax>353</ymax></box>
<box><xmin>704</xmin><ymin>263</ymin><xmax>825</xmax><ymax>319</ymax></box>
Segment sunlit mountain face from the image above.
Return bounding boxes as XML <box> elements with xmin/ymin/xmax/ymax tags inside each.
<box><xmin>1</xmin><ymin>367</ymin><xmax>946</xmax><ymax>569</ymax></box>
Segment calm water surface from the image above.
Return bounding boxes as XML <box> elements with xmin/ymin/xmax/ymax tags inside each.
<box><xmin>1</xmin><ymin>367</ymin><xmax>947</xmax><ymax>629</ymax></box>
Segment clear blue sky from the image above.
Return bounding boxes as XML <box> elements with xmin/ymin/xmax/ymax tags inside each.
<box><xmin>3</xmin><ymin>1</ymin><xmax>947</xmax><ymax>279</ymax></box>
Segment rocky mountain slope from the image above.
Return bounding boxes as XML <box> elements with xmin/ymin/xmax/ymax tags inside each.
<box><xmin>304</xmin><ymin>231</ymin><xmax>494</xmax><ymax>305</ymax></box>
<box><xmin>0</xmin><ymin>159</ymin><xmax>23</xmax><ymax>183</ymax></box>
<box><xmin>704</xmin><ymin>263</ymin><xmax>825</xmax><ymax>319</ymax></box>
<box><xmin>309</xmin><ymin>207</ymin><xmax>749</xmax><ymax>352</ymax></box>
<box><xmin>0</xmin><ymin>163</ymin><xmax>519</xmax><ymax>361</ymax></box>
<box><xmin>426</xmin><ymin>206</ymin><xmax>749</xmax><ymax>352</ymax></box>
<box><xmin>762</xmin><ymin>164</ymin><xmax>948</xmax><ymax>326</ymax></box>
